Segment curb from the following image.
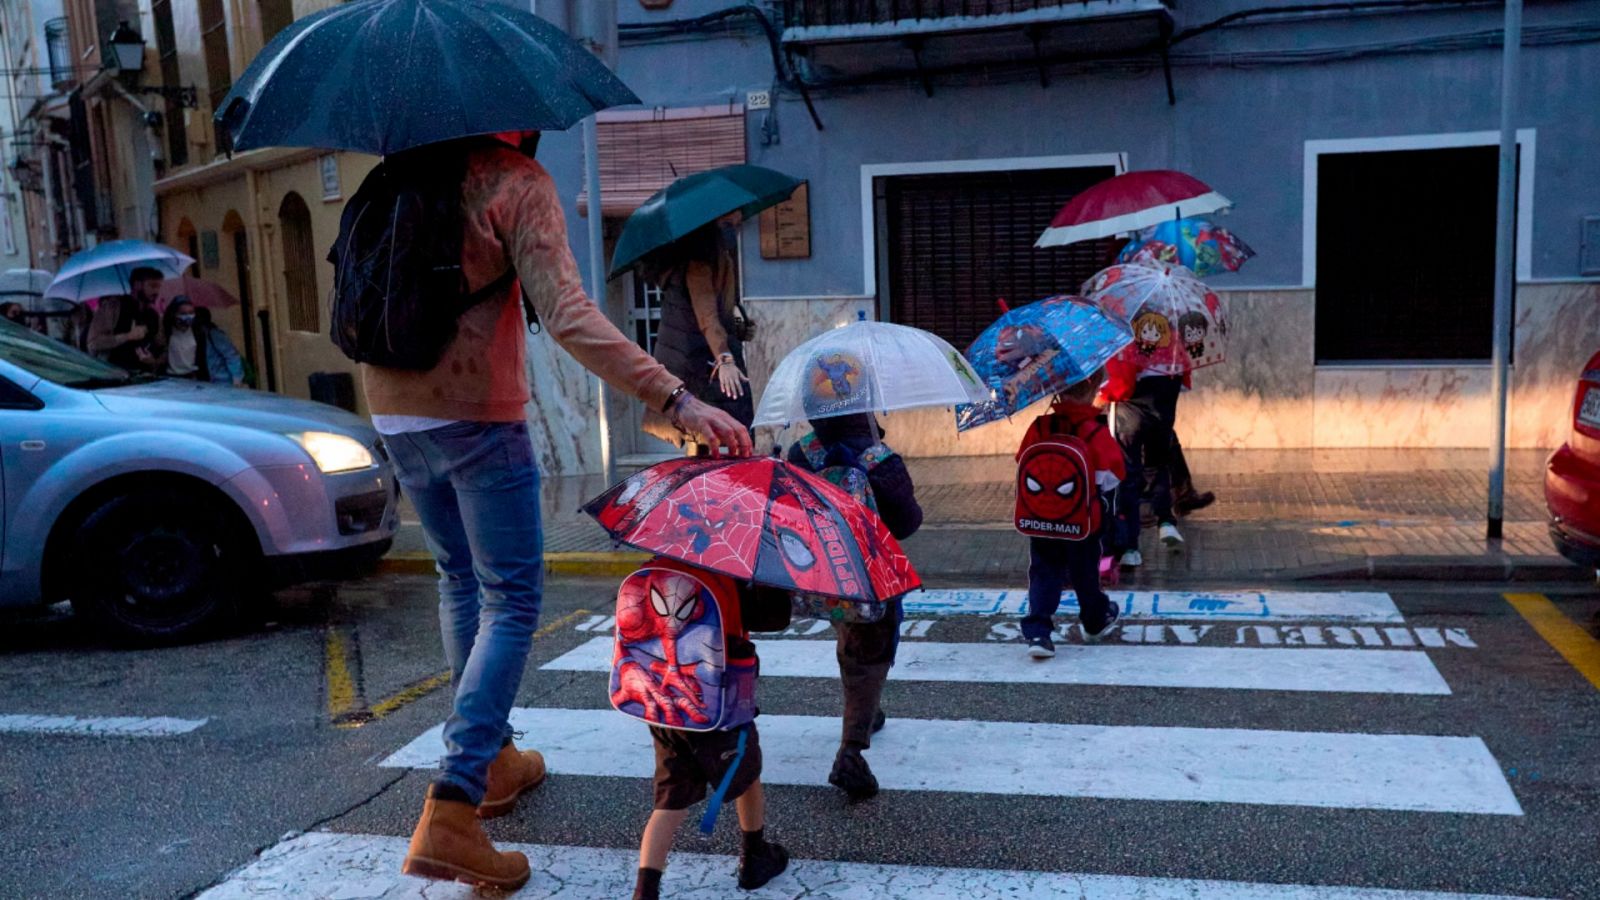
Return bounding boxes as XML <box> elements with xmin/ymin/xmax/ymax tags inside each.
<box><xmin>1285</xmin><ymin>555</ymin><xmax>1594</xmax><ymax>584</ymax></box>
<box><xmin>378</xmin><ymin>550</ymin><xmax>650</xmax><ymax>578</ymax></box>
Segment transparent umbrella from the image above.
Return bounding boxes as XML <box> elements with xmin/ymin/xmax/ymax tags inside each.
<box><xmin>753</xmin><ymin>314</ymin><xmax>989</xmax><ymax>427</ymax></box>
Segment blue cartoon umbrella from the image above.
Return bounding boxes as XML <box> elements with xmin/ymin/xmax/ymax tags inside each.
<box><xmin>1116</xmin><ymin>216</ymin><xmax>1254</xmax><ymax>278</ymax></box>
<box><xmin>956</xmin><ymin>296</ymin><xmax>1132</xmax><ymax>432</ymax></box>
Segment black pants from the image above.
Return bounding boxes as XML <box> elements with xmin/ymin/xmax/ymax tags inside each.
<box><xmin>1115</xmin><ymin>376</ymin><xmax>1183</xmax><ymax>549</ymax></box>
<box><xmin>834</xmin><ymin>601</ymin><xmax>900</xmax><ymax>749</ymax></box>
<box><xmin>1022</xmin><ymin>537</ymin><xmax>1112</xmax><ymax>640</ymax></box>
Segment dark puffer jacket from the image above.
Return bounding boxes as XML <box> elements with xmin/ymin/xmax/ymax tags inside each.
<box><xmin>787</xmin><ymin>413</ymin><xmax>924</xmax><ymax>541</ymax></box>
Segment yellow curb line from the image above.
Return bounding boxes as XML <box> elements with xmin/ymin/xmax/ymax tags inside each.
<box><xmin>1505</xmin><ymin>592</ymin><xmax>1600</xmax><ymax>692</ymax></box>
<box><xmin>378</xmin><ymin>551</ymin><xmax>648</xmax><ymax>578</ymax></box>
<box><xmin>324</xmin><ymin>628</ymin><xmax>361</xmax><ymax>722</ymax></box>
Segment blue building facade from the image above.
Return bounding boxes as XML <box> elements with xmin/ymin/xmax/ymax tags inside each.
<box><xmin>522</xmin><ymin>0</ymin><xmax>1600</xmax><ymax>473</ymax></box>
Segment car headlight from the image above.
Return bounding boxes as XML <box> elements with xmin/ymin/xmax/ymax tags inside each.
<box><xmin>288</xmin><ymin>431</ymin><xmax>375</xmax><ymax>474</ymax></box>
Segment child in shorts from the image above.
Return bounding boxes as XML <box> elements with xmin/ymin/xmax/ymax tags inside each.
<box><xmin>623</xmin><ymin>560</ymin><xmax>789</xmax><ymax>899</ymax></box>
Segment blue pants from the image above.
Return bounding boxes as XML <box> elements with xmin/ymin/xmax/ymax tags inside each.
<box><xmin>385</xmin><ymin>421</ymin><xmax>544</xmax><ymax>804</ymax></box>
<box><xmin>1022</xmin><ymin>537</ymin><xmax>1112</xmax><ymax>640</ymax></box>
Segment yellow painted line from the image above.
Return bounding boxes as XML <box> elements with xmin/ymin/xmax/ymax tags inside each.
<box><xmin>339</xmin><ymin>608</ymin><xmax>594</xmax><ymax>727</ymax></box>
<box><xmin>379</xmin><ymin>551</ymin><xmax>649</xmax><ymax>578</ymax></box>
<box><xmin>324</xmin><ymin>629</ymin><xmax>360</xmax><ymax>722</ymax></box>
<box><xmin>1505</xmin><ymin>592</ymin><xmax>1600</xmax><ymax>691</ymax></box>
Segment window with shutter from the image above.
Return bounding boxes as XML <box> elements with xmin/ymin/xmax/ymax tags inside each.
<box><xmin>576</xmin><ymin>106</ymin><xmax>746</xmax><ymax>217</ymax></box>
<box><xmin>279</xmin><ymin>193</ymin><xmax>320</xmax><ymax>334</ymax></box>
<box><xmin>880</xmin><ymin>167</ymin><xmax>1118</xmax><ymax>351</ymax></box>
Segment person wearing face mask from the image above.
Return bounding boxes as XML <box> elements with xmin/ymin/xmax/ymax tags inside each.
<box><xmin>641</xmin><ymin>214</ymin><xmax>755</xmax><ymax>447</ymax></box>
<box><xmin>161</xmin><ymin>300</ymin><xmax>202</xmax><ymax>379</ymax></box>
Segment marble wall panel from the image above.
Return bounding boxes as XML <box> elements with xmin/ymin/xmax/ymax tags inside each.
<box><xmin>1509</xmin><ymin>282</ymin><xmax>1600</xmax><ymax>449</ymax></box>
<box><xmin>1312</xmin><ymin>366</ymin><xmax>1494</xmax><ymax>448</ymax></box>
<box><xmin>1180</xmin><ymin>291</ymin><xmax>1316</xmax><ymax>450</ymax></box>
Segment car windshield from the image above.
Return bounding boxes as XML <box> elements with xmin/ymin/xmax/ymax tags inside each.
<box><xmin>0</xmin><ymin>317</ymin><xmax>152</xmax><ymax>388</ymax></box>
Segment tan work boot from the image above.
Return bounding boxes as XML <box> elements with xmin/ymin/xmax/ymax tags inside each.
<box><xmin>478</xmin><ymin>744</ymin><xmax>547</xmax><ymax>819</ymax></box>
<box><xmin>401</xmin><ymin>787</ymin><xmax>530</xmax><ymax>890</ymax></box>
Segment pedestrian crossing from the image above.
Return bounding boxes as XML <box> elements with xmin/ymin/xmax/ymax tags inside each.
<box><xmin>204</xmin><ymin>589</ymin><xmax>1538</xmax><ymax>899</ymax></box>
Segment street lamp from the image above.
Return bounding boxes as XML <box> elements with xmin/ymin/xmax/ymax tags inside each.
<box><xmin>105</xmin><ymin>21</ymin><xmax>198</xmax><ymax>109</ymax></box>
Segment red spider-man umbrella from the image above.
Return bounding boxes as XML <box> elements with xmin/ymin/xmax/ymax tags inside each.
<box><xmin>584</xmin><ymin>457</ymin><xmax>920</xmax><ymax>603</ymax></box>
<box><xmin>1035</xmin><ymin>169</ymin><xmax>1230</xmax><ymax>248</ymax></box>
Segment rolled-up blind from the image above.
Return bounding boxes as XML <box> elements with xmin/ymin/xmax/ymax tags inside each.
<box><xmin>577</xmin><ymin>105</ymin><xmax>746</xmax><ymax>217</ymax></box>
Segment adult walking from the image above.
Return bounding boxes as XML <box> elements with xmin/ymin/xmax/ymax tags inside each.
<box><xmin>85</xmin><ymin>267</ymin><xmax>164</xmax><ymax>372</ymax></box>
<box><xmin>643</xmin><ymin>217</ymin><xmax>754</xmax><ymax>440</ymax></box>
<box><xmin>216</xmin><ymin>1</ymin><xmax>752</xmax><ymax>890</ymax></box>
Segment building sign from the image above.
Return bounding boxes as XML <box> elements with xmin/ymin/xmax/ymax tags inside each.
<box><xmin>319</xmin><ymin>155</ymin><xmax>341</xmax><ymax>201</ymax></box>
<box><xmin>759</xmin><ymin>182</ymin><xmax>810</xmax><ymax>259</ymax></box>
<box><xmin>200</xmin><ymin>230</ymin><xmax>220</xmax><ymax>271</ymax></box>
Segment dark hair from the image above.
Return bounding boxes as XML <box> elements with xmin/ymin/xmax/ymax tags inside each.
<box><xmin>130</xmin><ymin>267</ymin><xmax>164</xmax><ymax>285</ymax></box>
<box><xmin>162</xmin><ymin>298</ymin><xmax>195</xmax><ymax>341</ymax></box>
<box><xmin>1178</xmin><ymin>311</ymin><xmax>1209</xmax><ymax>335</ymax></box>
<box><xmin>193</xmin><ymin>306</ymin><xmax>214</xmax><ymax>327</ymax></box>
<box><xmin>0</xmin><ymin>301</ymin><xmax>23</xmax><ymax>321</ymax></box>
<box><xmin>639</xmin><ymin>221</ymin><xmax>727</xmax><ymax>285</ymax></box>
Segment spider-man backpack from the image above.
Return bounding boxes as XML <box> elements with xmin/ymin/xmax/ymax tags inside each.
<box><xmin>1014</xmin><ymin>416</ymin><xmax>1104</xmax><ymax>541</ymax></box>
<box><xmin>610</xmin><ymin>559</ymin><xmax>758</xmax><ymax>733</ymax></box>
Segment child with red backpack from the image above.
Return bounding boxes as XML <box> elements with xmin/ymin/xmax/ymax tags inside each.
<box><xmin>611</xmin><ymin>557</ymin><xmax>789</xmax><ymax>899</ymax></box>
<box><xmin>1014</xmin><ymin>369</ymin><xmax>1125</xmax><ymax>658</ymax></box>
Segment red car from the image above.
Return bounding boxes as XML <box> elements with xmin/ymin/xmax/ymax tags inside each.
<box><xmin>1546</xmin><ymin>350</ymin><xmax>1600</xmax><ymax>570</ymax></box>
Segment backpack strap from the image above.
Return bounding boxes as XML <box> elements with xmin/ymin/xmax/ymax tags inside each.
<box><xmin>858</xmin><ymin>442</ymin><xmax>894</xmax><ymax>472</ymax></box>
<box><xmin>698</xmin><ymin>725</ymin><xmax>749</xmax><ymax>835</ymax></box>
<box><xmin>467</xmin><ymin>268</ymin><xmax>543</xmax><ymax>336</ymax></box>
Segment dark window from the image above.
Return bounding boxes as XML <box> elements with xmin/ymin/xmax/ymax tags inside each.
<box><xmin>44</xmin><ymin>18</ymin><xmax>73</xmax><ymax>87</ymax></box>
<box><xmin>259</xmin><ymin>0</ymin><xmax>295</xmax><ymax>44</ymax></box>
<box><xmin>1315</xmin><ymin>146</ymin><xmax>1512</xmax><ymax>362</ymax></box>
<box><xmin>199</xmin><ymin>0</ymin><xmax>232</xmax><ymax>130</ymax></box>
<box><xmin>879</xmin><ymin>166</ymin><xmax>1118</xmax><ymax>351</ymax></box>
<box><xmin>278</xmin><ymin>193</ymin><xmax>319</xmax><ymax>333</ymax></box>
<box><xmin>151</xmin><ymin>0</ymin><xmax>187</xmax><ymax>167</ymax></box>
<box><xmin>0</xmin><ymin>374</ymin><xmax>43</xmax><ymax>410</ymax></box>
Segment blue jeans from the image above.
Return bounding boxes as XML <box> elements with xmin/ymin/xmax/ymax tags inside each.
<box><xmin>384</xmin><ymin>421</ymin><xmax>544</xmax><ymax>804</ymax></box>
<box><xmin>1022</xmin><ymin>537</ymin><xmax>1111</xmax><ymax>640</ymax></box>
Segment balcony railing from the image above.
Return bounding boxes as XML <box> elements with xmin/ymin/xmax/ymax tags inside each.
<box><xmin>784</xmin><ymin>0</ymin><xmax>1115</xmax><ymax>30</ymax></box>
<box><xmin>44</xmin><ymin>18</ymin><xmax>73</xmax><ymax>88</ymax></box>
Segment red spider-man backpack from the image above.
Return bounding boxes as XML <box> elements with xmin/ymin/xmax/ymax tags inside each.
<box><xmin>610</xmin><ymin>558</ymin><xmax>758</xmax><ymax>733</ymax></box>
<box><xmin>1015</xmin><ymin>417</ymin><xmax>1103</xmax><ymax>541</ymax></box>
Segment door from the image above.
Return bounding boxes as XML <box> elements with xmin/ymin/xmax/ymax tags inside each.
<box><xmin>231</xmin><ymin>227</ymin><xmax>260</xmax><ymax>384</ymax></box>
<box><xmin>620</xmin><ymin>271</ymin><xmax>678</xmax><ymax>460</ymax></box>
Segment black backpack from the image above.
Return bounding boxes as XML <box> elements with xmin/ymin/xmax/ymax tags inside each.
<box><xmin>327</xmin><ymin>144</ymin><xmax>533</xmax><ymax>370</ymax></box>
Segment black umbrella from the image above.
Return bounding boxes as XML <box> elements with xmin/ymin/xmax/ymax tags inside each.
<box><xmin>217</xmin><ymin>0</ymin><xmax>639</xmax><ymax>155</ymax></box>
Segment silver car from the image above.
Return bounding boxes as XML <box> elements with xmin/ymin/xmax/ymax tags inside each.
<box><xmin>0</xmin><ymin>319</ymin><xmax>398</xmax><ymax>640</ymax></box>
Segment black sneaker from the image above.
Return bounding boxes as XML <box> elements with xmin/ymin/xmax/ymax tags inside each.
<box><xmin>828</xmin><ymin>746</ymin><xmax>879</xmax><ymax>800</ymax></box>
<box><xmin>1174</xmin><ymin>490</ymin><xmax>1217</xmax><ymax>516</ymax></box>
<box><xmin>1083</xmin><ymin>602</ymin><xmax>1121</xmax><ymax>644</ymax></box>
<box><xmin>737</xmin><ymin>840</ymin><xmax>790</xmax><ymax>891</ymax></box>
<box><xmin>1026</xmin><ymin>635</ymin><xmax>1056</xmax><ymax>659</ymax></box>
<box><xmin>871</xmin><ymin>707</ymin><xmax>886</xmax><ymax>734</ymax></box>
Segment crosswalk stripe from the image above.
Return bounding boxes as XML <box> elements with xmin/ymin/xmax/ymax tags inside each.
<box><xmin>0</xmin><ymin>713</ymin><xmax>208</xmax><ymax>738</ymax></box>
<box><xmin>543</xmin><ymin>636</ymin><xmax>1452</xmax><ymax>695</ymax></box>
<box><xmin>380</xmin><ymin>708</ymin><xmax>1520</xmax><ymax>815</ymax></box>
<box><xmin>902</xmin><ymin>589</ymin><xmax>1404</xmax><ymax>621</ymax></box>
<box><xmin>197</xmin><ymin>831</ymin><xmax>1546</xmax><ymax>899</ymax></box>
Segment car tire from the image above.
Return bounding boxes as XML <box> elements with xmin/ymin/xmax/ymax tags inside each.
<box><xmin>66</xmin><ymin>486</ymin><xmax>250</xmax><ymax>643</ymax></box>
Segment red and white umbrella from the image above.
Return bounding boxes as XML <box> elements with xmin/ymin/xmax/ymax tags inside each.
<box><xmin>1035</xmin><ymin>170</ymin><xmax>1231</xmax><ymax>249</ymax></box>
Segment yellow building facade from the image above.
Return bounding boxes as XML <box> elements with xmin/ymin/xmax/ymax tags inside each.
<box><xmin>148</xmin><ymin>0</ymin><xmax>373</xmax><ymax>410</ymax></box>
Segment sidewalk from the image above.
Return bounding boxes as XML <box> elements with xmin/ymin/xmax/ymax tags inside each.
<box><xmin>386</xmin><ymin>448</ymin><xmax>1584</xmax><ymax>585</ymax></box>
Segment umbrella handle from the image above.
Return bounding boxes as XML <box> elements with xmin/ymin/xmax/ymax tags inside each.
<box><xmin>996</xmin><ymin>298</ymin><xmax>1010</xmax><ymax>313</ymax></box>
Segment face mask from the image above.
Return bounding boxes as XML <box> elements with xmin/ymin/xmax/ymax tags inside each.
<box><xmin>176</xmin><ymin>315</ymin><xmax>195</xmax><ymax>326</ymax></box>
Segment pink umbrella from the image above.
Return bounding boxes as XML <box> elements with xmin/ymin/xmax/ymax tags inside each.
<box><xmin>157</xmin><ymin>274</ymin><xmax>240</xmax><ymax>313</ymax></box>
<box><xmin>1035</xmin><ymin>170</ymin><xmax>1231</xmax><ymax>249</ymax></box>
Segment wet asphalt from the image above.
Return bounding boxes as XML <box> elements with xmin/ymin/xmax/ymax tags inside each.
<box><xmin>0</xmin><ymin>574</ymin><xmax>1597</xmax><ymax>899</ymax></box>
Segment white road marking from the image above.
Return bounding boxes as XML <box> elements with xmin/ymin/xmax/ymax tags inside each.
<box><xmin>901</xmin><ymin>589</ymin><xmax>1404</xmax><ymax>621</ymax></box>
<box><xmin>198</xmin><ymin>832</ymin><xmax>1545</xmax><ymax>899</ymax></box>
<box><xmin>543</xmin><ymin>635</ymin><xmax>1452</xmax><ymax>695</ymax></box>
<box><xmin>381</xmin><ymin>708</ymin><xmax>1520</xmax><ymax>815</ymax></box>
<box><xmin>0</xmin><ymin>713</ymin><xmax>208</xmax><ymax>738</ymax></box>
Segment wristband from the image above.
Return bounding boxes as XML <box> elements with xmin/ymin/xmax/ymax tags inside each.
<box><xmin>661</xmin><ymin>384</ymin><xmax>688</xmax><ymax>414</ymax></box>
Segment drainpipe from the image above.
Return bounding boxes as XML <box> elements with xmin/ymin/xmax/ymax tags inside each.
<box><xmin>1486</xmin><ymin>0</ymin><xmax>1521</xmax><ymax>541</ymax></box>
<box><xmin>575</xmin><ymin>0</ymin><xmax>618</xmax><ymax>484</ymax></box>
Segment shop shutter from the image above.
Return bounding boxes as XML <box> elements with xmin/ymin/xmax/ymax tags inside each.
<box><xmin>882</xmin><ymin>167</ymin><xmax>1119</xmax><ymax>351</ymax></box>
<box><xmin>576</xmin><ymin>105</ymin><xmax>746</xmax><ymax>217</ymax></box>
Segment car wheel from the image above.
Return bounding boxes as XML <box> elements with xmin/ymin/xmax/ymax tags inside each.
<box><xmin>67</xmin><ymin>487</ymin><xmax>248</xmax><ymax>643</ymax></box>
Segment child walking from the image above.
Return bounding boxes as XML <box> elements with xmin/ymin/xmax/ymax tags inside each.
<box><xmin>611</xmin><ymin>557</ymin><xmax>789</xmax><ymax>899</ymax></box>
<box><xmin>788</xmin><ymin>411</ymin><xmax>923</xmax><ymax>800</ymax></box>
<box><xmin>1014</xmin><ymin>370</ymin><xmax>1125</xmax><ymax>658</ymax></box>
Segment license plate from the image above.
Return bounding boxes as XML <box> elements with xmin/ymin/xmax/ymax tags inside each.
<box><xmin>1580</xmin><ymin>386</ymin><xmax>1600</xmax><ymax>430</ymax></box>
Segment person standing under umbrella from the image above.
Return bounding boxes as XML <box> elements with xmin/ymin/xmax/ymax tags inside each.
<box><xmin>643</xmin><ymin>215</ymin><xmax>754</xmax><ymax>444</ymax></box>
<box><xmin>360</xmin><ymin>135</ymin><xmax>753</xmax><ymax>890</ymax></box>
<box><xmin>86</xmin><ymin>267</ymin><xmax>164</xmax><ymax>372</ymax></box>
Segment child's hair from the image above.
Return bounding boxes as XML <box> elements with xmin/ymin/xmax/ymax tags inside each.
<box><xmin>1060</xmin><ymin>366</ymin><xmax>1105</xmax><ymax>404</ymax></box>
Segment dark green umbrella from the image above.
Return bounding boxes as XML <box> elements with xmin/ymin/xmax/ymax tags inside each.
<box><xmin>217</xmin><ymin>0</ymin><xmax>638</xmax><ymax>156</ymax></box>
<box><xmin>609</xmin><ymin>165</ymin><xmax>804</xmax><ymax>278</ymax></box>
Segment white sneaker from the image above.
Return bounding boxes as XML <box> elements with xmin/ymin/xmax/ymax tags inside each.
<box><xmin>1160</xmin><ymin>523</ymin><xmax>1185</xmax><ymax>550</ymax></box>
<box><xmin>1119</xmin><ymin>549</ymin><xmax>1143</xmax><ymax>568</ymax></box>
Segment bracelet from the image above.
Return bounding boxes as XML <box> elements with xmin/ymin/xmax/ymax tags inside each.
<box><xmin>661</xmin><ymin>384</ymin><xmax>688</xmax><ymax>414</ymax></box>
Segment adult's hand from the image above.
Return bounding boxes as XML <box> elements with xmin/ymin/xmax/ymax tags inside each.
<box><xmin>673</xmin><ymin>395</ymin><xmax>753</xmax><ymax>457</ymax></box>
<box><xmin>715</xmin><ymin>361</ymin><xmax>750</xmax><ymax>400</ymax></box>
<box><xmin>123</xmin><ymin>324</ymin><xmax>147</xmax><ymax>344</ymax></box>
